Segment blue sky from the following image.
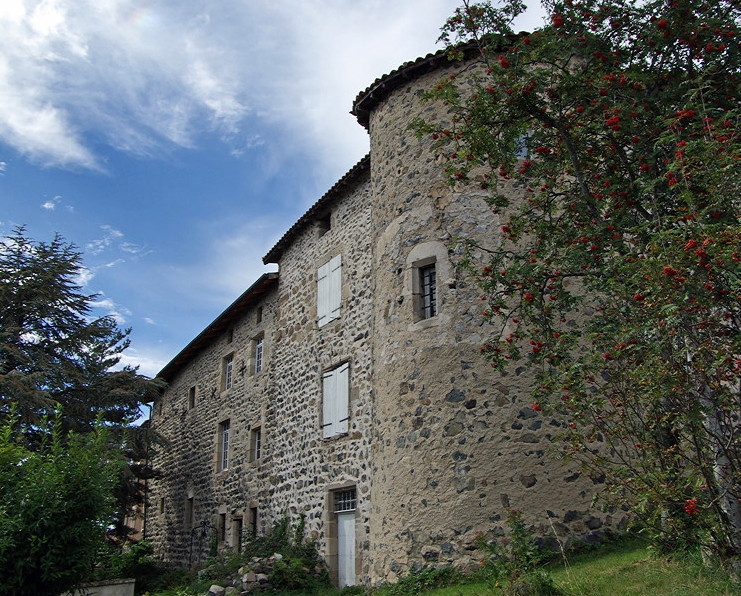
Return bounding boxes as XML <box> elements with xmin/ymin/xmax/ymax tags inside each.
<box><xmin>0</xmin><ymin>0</ymin><xmax>546</xmax><ymax>378</ymax></box>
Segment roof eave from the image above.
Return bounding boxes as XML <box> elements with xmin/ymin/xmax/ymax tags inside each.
<box><xmin>156</xmin><ymin>272</ymin><xmax>279</xmax><ymax>382</ymax></box>
<box><xmin>262</xmin><ymin>154</ymin><xmax>371</xmax><ymax>264</ymax></box>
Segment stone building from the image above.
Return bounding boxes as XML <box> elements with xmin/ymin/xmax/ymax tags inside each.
<box><xmin>146</xmin><ymin>45</ymin><xmax>621</xmax><ymax>586</ymax></box>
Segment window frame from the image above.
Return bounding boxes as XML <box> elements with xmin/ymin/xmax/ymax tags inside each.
<box><xmin>219</xmin><ymin>512</ymin><xmax>227</xmax><ymax>542</ymax></box>
<box><xmin>218</xmin><ymin>419</ymin><xmax>230</xmax><ymax>471</ymax></box>
<box><xmin>254</xmin><ymin>336</ymin><xmax>264</xmax><ymax>374</ymax></box>
<box><xmin>223</xmin><ymin>354</ymin><xmax>234</xmax><ymax>391</ymax></box>
<box><xmin>250</xmin><ymin>426</ymin><xmax>262</xmax><ymax>462</ymax></box>
<box><xmin>419</xmin><ymin>262</ymin><xmax>437</xmax><ymax>319</ymax></box>
<box><xmin>250</xmin><ymin>507</ymin><xmax>258</xmax><ymax>537</ymax></box>
<box><xmin>333</xmin><ymin>488</ymin><xmax>357</xmax><ymax>513</ymax></box>
<box><xmin>185</xmin><ymin>497</ymin><xmax>194</xmax><ymax>530</ymax></box>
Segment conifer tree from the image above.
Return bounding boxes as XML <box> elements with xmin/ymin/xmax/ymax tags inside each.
<box><xmin>0</xmin><ymin>227</ymin><xmax>162</xmax><ymax>540</ymax></box>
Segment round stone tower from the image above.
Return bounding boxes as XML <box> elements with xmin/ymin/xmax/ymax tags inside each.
<box><xmin>353</xmin><ymin>50</ymin><xmax>618</xmax><ymax>582</ymax></box>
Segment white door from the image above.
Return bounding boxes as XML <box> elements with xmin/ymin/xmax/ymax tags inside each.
<box><xmin>337</xmin><ymin>512</ymin><xmax>355</xmax><ymax>587</ymax></box>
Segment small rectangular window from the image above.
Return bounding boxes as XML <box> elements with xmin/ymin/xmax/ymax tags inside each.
<box><xmin>334</xmin><ymin>488</ymin><xmax>357</xmax><ymax>513</ymax></box>
<box><xmin>219</xmin><ymin>513</ymin><xmax>227</xmax><ymax>542</ymax></box>
<box><xmin>419</xmin><ymin>264</ymin><xmax>437</xmax><ymax>319</ymax></box>
<box><xmin>232</xmin><ymin>517</ymin><xmax>243</xmax><ymax>552</ymax></box>
<box><xmin>250</xmin><ymin>427</ymin><xmax>262</xmax><ymax>462</ymax></box>
<box><xmin>227</xmin><ymin>327</ymin><xmax>234</xmax><ymax>344</ymax></box>
<box><xmin>256</xmin><ymin>306</ymin><xmax>263</xmax><ymax>324</ymax></box>
<box><xmin>255</xmin><ymin>337</ymin><xmax>264</xmax><ymax>374</ymax></box>
<box><xmin>223</xmin><ymin>355</ymin><xmax>234</xmax><ymax>390</ymax></box>
<box><xmin>188</xmin><ymin>386</ymin><xmax>196</xmax><ymax>409</ymax></box>
<box><xmin>250</xmin><ymin>507</ymin><xmax>258</xmax><ymax>536</ymax></box>
<box><xmin>218</xmin><ymin>419</ymin><xmax>230</xmax><ymax>471</ymax></box>
<box><xmin>159</xmin><ymin>497</ymin><xmax>165</xmax><ymax>514</ymax></box>
<box><xmin>317</xmin><ymin>213</ymin><xmax>331</xmax><ymax>237</ymax></box>
<box><xmin>185</xmin><ymin>497</ymin><xmax>194</xmax><ymax>529</ymax></box>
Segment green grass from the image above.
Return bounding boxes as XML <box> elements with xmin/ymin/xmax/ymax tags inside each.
<box><xmin>146</xmin><ymin>540</ymin><xmax>740</xmax><ymax>596</ymax></box>
<box><xmin>548</xmin><ymin>541</ymin><xmax>739</xmax><ymax>596</ymax></box>
<box><xmin>417</xmin><ymin>539</ymin><xmax>739</xmax><ymax>596</ymax></box>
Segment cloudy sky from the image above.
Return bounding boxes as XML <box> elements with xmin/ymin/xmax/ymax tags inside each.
<box><xmin>0</xmin><ymin>0</ymin><xmax>546</xmax><ymax>378</ymax></box>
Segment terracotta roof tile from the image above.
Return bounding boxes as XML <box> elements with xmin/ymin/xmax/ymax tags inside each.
<box><xmin>157</xmin><ymin>272</ymin><xmax>279</xmax><ymax>382</ymax></box>
<box><xmin>352</xmin><ymin>36</ymin><xmax>522</xmax><ymax>128</ymax></box>
<box><xmin>262</xmin><ymin>154</ymin><xmax>370</xmax><ymax>264</ymax></box>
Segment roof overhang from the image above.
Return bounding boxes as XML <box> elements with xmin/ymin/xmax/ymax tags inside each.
<box><xmin>156</xmin><ymin>272</ymin><xmax>279</xmax><ymax>382</ymax></box>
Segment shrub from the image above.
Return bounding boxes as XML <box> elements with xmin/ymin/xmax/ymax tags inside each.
<box><xmin>385</xmin><ymin>565</ymin><xmax>461</xmax><ymax>596</ymax></box>
<box><xmin>478</xmin><ymin>510</ymin><xmax>564</xmax><ymax>596</ymax></box>
<box><xmin>0</xmin><ymin>418</ymin><xmax>119</xmax><ymax>596</ymax></box>
<box><xmin>94</xmin><ymin>541</ymin><xmax>186</xmax><ymax>595</ymax></box>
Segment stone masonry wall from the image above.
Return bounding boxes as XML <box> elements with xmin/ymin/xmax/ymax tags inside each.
<box><xmin>365</xmin><ymin>60</ymin><xmax>622</xmax><ymax>582</ymax></box>
<box><xmin>147</xmin><ymin>177</ymin><xmax>375</xmax><ymax>584</ymax></box>
<box><xmin>147</xmin><ymin>284</ymin><xmax>279</xmax><ymax>564</ymax></box>
<box><xmin>265</xmin><ymin>176</ymin><xmax>375</xmax><ymax>584</ymax></box>
<box><xmin>148</xmin><ymin>51</ymin><xmax>627</xmax><ymax>587</ymax></box>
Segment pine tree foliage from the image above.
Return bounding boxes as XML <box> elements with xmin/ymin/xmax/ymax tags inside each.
<box><xmin>0</xmin><ymin>227</ymin><xmax>163</xmax><ymax>542</ymax></box>
<box><xmin>0</xmin><ymin>227</ymin><xmax>160</xmax><ymax>435</ymax></box>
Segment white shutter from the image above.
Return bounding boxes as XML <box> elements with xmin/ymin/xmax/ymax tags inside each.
<box><xmin>317</xmin><ymin>260</ymin><xmax>330</xmax><ymax>327</ymax></box>
<box><xmin>322</xmin><ymin>370</ymin><xmax>335</xmax><ymax>438</ymax></box>
<box><xmin>329</xmin><ymin>255</ymin><xmax>342</xmax><ymax>322</ymax></box>
<box><xmin>336</xmin><ymin>362</ymin><xmax>349</xmax><ymax>435</ymax></box>
<box><xmin>322</xmin><ymin>363</ymin><xmax>349</xmax><ymax>438</ymax></box>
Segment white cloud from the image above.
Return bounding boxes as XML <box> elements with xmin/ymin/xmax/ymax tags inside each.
<box><xmin>143</xmin><ymin>317</ymin><xmax>155</xmax><ymax>325</ymax></box>
<box><xmin>119</xmin><ymin>241</ymin><xmax>144</xmax><ymax>254</ymax></box>
<box><xmin>40</xmin><ymin>194</ymin><xmax>61</xmax><ymax>210</ymax></box>
<box><xmin>90</xmin><ymin>293</ymin><xmax>131</xmax><ymax>324</ymax></box>
<box><xmin>115</xmin><ymin>345</ymin><xmax>168</xmax><ymax>378</ymax></box>
<box><xmin>0</xmin><ymin>0</ymin><xmax>546</xmax><ymax>176</ymax></box>
<box><xmin>86</xmin><ymin>224</ymin><xmax>123</xmax><ymax>255</ymax></box>
<box><xmin>73</xmin><ymin>265</ymin><xmax>94</xmax><ymax>287</ymax></box>
<box><xmin>0</xmin><ymin>0</ymin><xmax>249</xmax><ymax>169</ymax></box>
<box><xmin>0</xmin><ymin>161</ymin><xmax>7</xmax><ymax>174</ymax></box>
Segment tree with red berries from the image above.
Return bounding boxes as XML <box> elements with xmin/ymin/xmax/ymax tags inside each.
<box><xmin>416</xmin><ymin>0</ymin><xmax>741</xmax><ymax>569</ymax></box>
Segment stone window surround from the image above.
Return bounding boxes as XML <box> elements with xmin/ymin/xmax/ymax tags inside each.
<box><xmin>317</xmin><ymin>211</ymin><xmax>332</xmax><ymax>238</ymax></box>
<box><xmin>231</xmin><ymin>514</ymin><xmax>244</xmax><ymax>551</ymax></box>
<box><xmin>249</xmin><ymin>503</ymin><xmax>259</xmax><ymax>537</ymax></box>
<box><xmin>249</xmin><ymin>425</ymin><xmax>262</xmax><ymax>463</ymax></box>
<box><xmin>185</xmin><ymin>495</ymin><xmax>195</xmax><ymax>530</ymax></box>
<box><xmin>216</xmin><ymin>418</ymin><xmax>231</xmax><ymax>472</ymax></box>
<box><xmin>250</xmin><ymin>333</ymin><xmax>265</xmax><ymax>376</ymax></box>
<box><xmin>221</xmin><ymin>353</ymin><xmax>235</xmax><ymax>392</ymax></box>
<box><xmin>405</xmin><ymin>241</ymin><xmax>451</xmax><ymax>329</ymax></box>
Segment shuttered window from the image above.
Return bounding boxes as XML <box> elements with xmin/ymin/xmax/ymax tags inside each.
<box><xmin>322</xmin><ymin>362</ymin><xmax>349</xmax><ymax>438</ymax></box>
<box><xmin>317</xmin><ymin>255</ymin><xmax>342</xmax><ymax>327</ymax></box>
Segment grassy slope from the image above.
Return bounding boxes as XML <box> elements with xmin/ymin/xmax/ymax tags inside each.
<box><xmin>149</xmin><ymin>540</ymin><xmax>740</xmax><ymax>595</ymax></box>
<box><xmin>418</xmin><ymin>540</ymin><xmax>739</xmax><ymax>596</ymax></box>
